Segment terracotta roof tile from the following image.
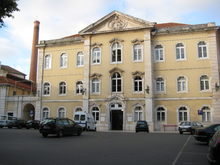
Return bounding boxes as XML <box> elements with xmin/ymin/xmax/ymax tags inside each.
<box><xmin>1</xmin><ymin>65</ymin><xmax>26</xmax><ymax>76</ymax></box>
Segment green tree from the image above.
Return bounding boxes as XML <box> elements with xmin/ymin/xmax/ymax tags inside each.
<box><xmin>0</xmin><ymin>0</ymin><xmax>19</xmax><ymax>28</ymax></box>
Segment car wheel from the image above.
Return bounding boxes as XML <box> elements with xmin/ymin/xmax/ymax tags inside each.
<box><xmin>94</xmin><ymin>127</ymin><xmax>96</xmax><ymax>132</ymax></box>
<box><xmin>147</xmin><ymin>130</ymin><xmax>149</xmax><ymax>133</ymax></box>
<box><xmin>77</xmin><ymin>129</ymin><xmax>82</xmax><ymax>136</ymax></box>
<box><xmin>191</xmin><ymin>130</ymin><xmax>195</xmax><ymax>135</ymax></box>
<box><xmin>179</xmin><ymin>131</ymin><xmax>183</xmax><ymax>134</ymax></box>
<box><xmin>42</xmin><ymin>133</ymin><xmax>48</xmax><ymax>137</ymax></box>
<box><xmin>57</xmin><ymin>130</ymin><xmax>63</xmax><ymax>137</ymax></box>
<box><xmin>87</xmin><ymin>127</ymin><xmax>90</xmax><ymax>131</ymax></box>
<box><xmin>0</xmin><ymin>126</ymin><xmax>3</xmax><ymax>128</ymax></box>
<box><xmin>136</xmin><ymin>130</ymin><xmax>138</xmax><ymax>133</ymax></box>
<box><xmin>26</xmin><ymin>127</ymin><xmax>29</xmax><ymax>129</ymax></box>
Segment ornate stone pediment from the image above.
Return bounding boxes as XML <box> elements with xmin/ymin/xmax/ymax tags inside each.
<box><xmin>109</xmin><ymin>37</ymin><xmax>124</xmax><ymax>43</ymax></box>
<box><xmin>131</xmin><ymin>38</ymin><xmax>144</xmax><ymax>44</ymax></box>
<box><xmin>109</xmin><ymin>67</ymin><xmax>124</xmax><ymax>76</ymax></box>
<box><xmin>90</xmin><ymin>102</ymin><xmax>101</xmax><ymax>107</ymax></box>
<box><xmin>91</xmin><ymin>42</ymin><xmax>102</xmax><ymax>47</ymax></box>
<box><xmin>132</xmin><ymin>101</ymin><xmax>145</xmax><ymax>106</ymax></box>
<box><xmin>78</xmin><ymin>11</ymin><xmax>155</xmax><ymax>35</ymax></box>
<box><xmin>90</xmin><ymin>73</ymin><xmax>102</xmax><ymax>79</ymax></box>
<box><xmin>107</xmin><ymin>94</ymin><xmax>127</xmax><ymax>102</ymax></box>
<box><xmin>132</xmin><ymin>71</ymin><xmax>145</xmax><ymax>78</ymax></box>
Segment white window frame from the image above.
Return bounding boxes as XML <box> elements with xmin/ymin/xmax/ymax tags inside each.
<box><xmin>60</xmin><ymin>53</ymin><xmax>68</xmax><ymax>69</ymax></box>
<box><xmin>43</xmin><ymin>82</ymin><xmax>51</xmax><ymax>97</ymax></box>
<box><xmin>76</xmin><ymin>51</ymin><xmax>84</xmax><ymax>67</ymax></box>
<box><xmin>58</xmin><ymin>81</ymin><xmax>67</xmax><ymax>96</ymax></box>
<box><xmin>44</xmin><ymin>54</ymin><xmax>52</xmax><ymax>69</ymax></box>
<box><xmin>42</xmin><ymin>107</ymin><xmax>50</xmax><ymax>120</ymax></box>
<box><xmin>155</xmin><ymin>76</ymin><xmax>166</xmax><ymax>94</ymax></box>
<box><xmin>132</xmin><ymin>43</ymin><xmax>143</xmax><ymax>63</ymax></box>
<box><xmin>133</xmin><ymin>106</ymin><xmax>144</xmax><ymax>122</ymax></box>
<box><xmin>132</xmin><ymin>76</ymin><xmax>144</xmax><ymax>94</ymax></box>
<box><xmin>90</xmin><ymin>78</ymin><xmax>101</xmax><ymax>95</ymax></box>
<box><xmin>200</xmin><ymin>105</ymin><xmax>212</xmax><ymax>122</ymax></box>
<box><xmin>154</xmin><ymin>44</ymin><xmax>165</xmax><ymax>63</ymax></box>
<box><xmin>197</xmin><ymin>41</ymin><xmax>209</xmax><ymax>60</ymax></box>
<box><xmin>110</xmin><ymin>42</ymin><xmax>123</xmax><ymax>64</ymax></box>
<box><xmin>175</xmin><ymin>42</ymin><xmax>187</xmax><ymax>61</ymax></box>
<box><xmin>155</xmin><ymin>105</ymin><xmax>167</xmax><ymax>123</ymax></box>
<box><xmin>110</xmin><ymin>72</ymin><xmax>123</xmax><ymax>93</ymax></box>
<box><xmin>75</xmin><ymin>80</ymin><xmax>83</xmax><ymax>95</ymax></box>
<box><xmin>199</xmin><ymin>74</ymin><xmax>211</xmax><ymax>93</ymax></box>
<box><xmin>177</xmin><ymin>105</ymin><xmax>190</xmax><ymax>124</ymax></box>
<box><xmin>57</xmin><ymin>106</ymin><xmax>66</xmax><ymax>118</ymax></box>
<box><xmin>91</xmin><ymin>106</ymin><xmax>100</xmax><ymax>123</ymax></box>
<box><xmin>91</xmin><ymin>47</ymin><xmax>101</xmax><ymax>65</ymax></box>
<box><xmin>176</xmin><ymin>75</ymin><xmax>188</xmax><ymax>93</ymax></box>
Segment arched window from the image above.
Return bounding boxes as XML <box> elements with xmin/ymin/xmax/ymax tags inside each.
<box><xmin>202</xmin><ymin>106</ymin><xmax>211</xmax><ymax>122</ymax></box>
<box><xmin>92</xmin><ymin>78</ymin><xmax>100</xmax><ymax>93</ymax></box>
<box><xmin>59</xmin><ymin>82</ymin><xmax>66</xmax><ymax>95</ymax></box>
<box><xmin>198</xmin><ymin>41</ymin><xmax>207</xmax><ymax>58</ymax></box>
<box><xmin>92</xmin><ymin>48</ymin><xmax>101</xmax><ymax>64</ymax></box>
<box><xmin>112</xmin><ymin>72</ymin><xmax>121</xmax><ymax>92</ymax></box>
<box><xmin>77</xmin><ymin>52</ymin><xmax>84</xmax><ymax>66</ymax></box>
<box><xmin>133</xmin><ymin>44</ymin><xmax>142</xmax><ymax>61</ymax></box>
<box><xmin>157</xmin><ymin>107</ymin><xmax>165</xmax><ymax>121</ymax></box>
<box><xmin>58</xmin><ymin>107</ymin><xmax>65</xmax><ymax>118</ymax></box>
<box><xmin>176</xmin><ymin>43</ymin><xmax>185</xmax><ymax>60</ymax></box>
<box><xmin>155</xmin><ymin>45</ymin><xmax>164</xmax><ymax>62</ymax></box>
<box><xmin>44</xmin><ymin>54</ymin><xmax>51</xmax><ymax>69</ymax></box>
<box><xmin>134</xmin><ymin>106</ymin><xmax>143</xmax><ymax>122</ymax></box>
<box><xmin>92</xmin><ymin>107</ymin><xmax>99</xmax><ymax>121</ymax></box>
<box><xmin>111</xmin><ymin>42</ymin><xmax>122</xmax><ymax>63</ymax></box>
<box><xmin>177</xmin><ymin>76</ymin><xmax>186</xmax><ymax>92</ymax></box>
<box><xmin>42</xmin><ymin>107</ymin><xmax>49</xmax><ymax>120</ymax></box>
<box><xmin>156</xmin><ymin>77</ymin><xmax>164</xmax><ymax>92</ymax></box>
<box><xmin>60</xmin><ymin>53</ymin><xmax>67</xmax><ymax>68</ymax></box>
<box><xmin>200</xmin><ymin>75</ymin><xmax>209</xmax><ymax>91</ymax></box>
<box><xmin>76</xmin><ymin>81</ymin><xmax>83</xmax><ymax>94</ymax></box>
<box><xmin>134</xmin><ymin>76</ymin><xmax>142</xmax><ymax>92</ymax></box>
<box><xmin>178</xmin><ymin>107</ymin><xmax>188</xmax><ymax>122</ymax></box>
<box><xmin>75</xmin><ymin>107</ymin><xmax>82</xmax><ymax>112</ymax></box>
<box><xmin>43</xmin><ymin>82</ymin><xmax>50</xmax><ymax>95</ymax></box>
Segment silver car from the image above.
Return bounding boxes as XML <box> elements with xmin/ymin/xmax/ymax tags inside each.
<box><xmin>178</xmin><ymin>121</ymin><xmax>203</xmax><ymax>134</ymax></box>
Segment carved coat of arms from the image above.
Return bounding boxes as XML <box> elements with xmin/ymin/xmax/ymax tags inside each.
<box><xmin>108</xmin><ymin>16</ymin><xmax>127</xmax><ymax>30</ymax></box>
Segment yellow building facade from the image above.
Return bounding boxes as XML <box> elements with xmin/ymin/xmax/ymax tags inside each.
<box><xmin>36</xmin><ymin>11</ymin><xmax>220</xmax><ymax>131</ymax></box>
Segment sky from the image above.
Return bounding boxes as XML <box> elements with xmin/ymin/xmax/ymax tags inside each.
<box><xmin>0</xmin><ymin>0</ymin><xmax>220</xmax><ymax>79</ymax></box>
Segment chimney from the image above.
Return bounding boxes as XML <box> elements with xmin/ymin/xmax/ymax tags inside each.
<box><xmin>29</xmin><ymin>20</ymin><xmax>40</xmax><ymax>84</ymax></box>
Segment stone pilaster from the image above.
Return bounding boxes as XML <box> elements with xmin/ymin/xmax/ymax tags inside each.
<box><xmin>0</xmin><ymin>86</ymin><xmax>7</xmax><ymax>116</ymax></box>
<box><xmin>209</xmin><ymin>31</ymin><xmax>220</xmax><ymax>123</ymax></box>
<box><xmin>83</xmin><ymin>35</ymin><xmax>91</xmax><ymax>112</ymax></box>
<box><xmin>144</xmin><ymin>30</ymin><xmax>154</xmax><ymax>131</ymax></box>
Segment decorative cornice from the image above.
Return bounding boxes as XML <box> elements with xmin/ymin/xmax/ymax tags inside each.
<box><xmin>107</xmin><ymin>94</ymin><xmax>127</xmax><ymax>102</ymax></box>
<box><xmin>132</xmin><ymin>71</ymin><xmax>145</xmax><ymax>78</ymax></box>
<box><xmin>109</xmin><ymin>37</ymin><xmax>124</xmax><ymax>43</ymax></box>
<box><xmin>131</xmin><ymin>38</ymin><xmax>144</xmax><ymax>43</ymax></box>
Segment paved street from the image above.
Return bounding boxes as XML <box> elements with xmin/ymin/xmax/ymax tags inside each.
<box><xmin>0</xmin><ymin>128</ymin><xmax>209</xmax><ymax>165</ymax></box>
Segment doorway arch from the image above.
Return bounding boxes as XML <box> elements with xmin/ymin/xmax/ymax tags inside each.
<box><xmin>23</xmin><ymin>103</ymin><xmax>35</xmax><ymax>121</ymax></box>
<box><xmin>109</xmin><ymin>103</ymin><xmax>123</xmax><ymax>130</ymax></box>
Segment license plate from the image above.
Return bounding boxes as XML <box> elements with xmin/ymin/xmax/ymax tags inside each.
<box><xmin>182</xmin><ymin>129</ymin><xmax>186</xmax><ymax>131</ymax></box>
<box><xmin>44</xmin><ymin>126</ymin><xmax>50</xmax><ymax>129</ymax></box>
<box><xmin>140</xmin><ymin>125</ymin><xmax>145</xmax><ymax>127</ymax></box>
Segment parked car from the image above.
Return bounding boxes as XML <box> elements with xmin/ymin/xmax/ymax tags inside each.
<box><xmin>178</xmin><ymin>121</ymin><xmax>203</xmax><ymax>134</ymax></box>
<box><xmin>0</xmin><ymin>115</ymin><xmax>20</xmax><ymax>128</ymax></box>
<box><xmin>39</xmin><ymin>118</ymin><xmax>83</xmax><ymax>137</ymax></box>
<box><xmin>135</xmin><ymin>120</ymin><xmax>149</xmax><ymax>133</ymax></box>
<box><xmin>26</xmin><ymin>120</ymin><xmax>40</xmax><ymax>129</ymax></box>
<box><xmin>194</xmin><ymin>124</ymin><xmax>220</xmax><ymax>144</ymax></box>
<box><xmin>8</xmin><ymin>119</ymin><xmax>27</xmax><ymax>129</ymax></box>
<box><xmin>207</xmin><ymin>129</ymin><xmax>220</xmax><ymax>164</ymax></box>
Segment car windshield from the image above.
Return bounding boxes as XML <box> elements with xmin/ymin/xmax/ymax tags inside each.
<box><xmin>0</xmin><ymin>116</ymin><xmax>7</xmax><ymax>120</ymax></box>
<box><xmin>180</xmin><ymin>122</ymin><xmax>191</xmax><ymax>126</ymax></box>
<box><xmin>27</xmin><ymin>120</ymin><xmax>34</xmax><ymax>123</ymax></box>
<box><xmin>41</xmin><ymin>119</ymin><xmax>55</xmax><ymax>125</ymax></box>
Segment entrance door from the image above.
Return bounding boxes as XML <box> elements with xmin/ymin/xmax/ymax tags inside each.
<box><xmin>110</xmin><ymin>110</ymin><xmax>123</xmax><ymax>130</ymax></box>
